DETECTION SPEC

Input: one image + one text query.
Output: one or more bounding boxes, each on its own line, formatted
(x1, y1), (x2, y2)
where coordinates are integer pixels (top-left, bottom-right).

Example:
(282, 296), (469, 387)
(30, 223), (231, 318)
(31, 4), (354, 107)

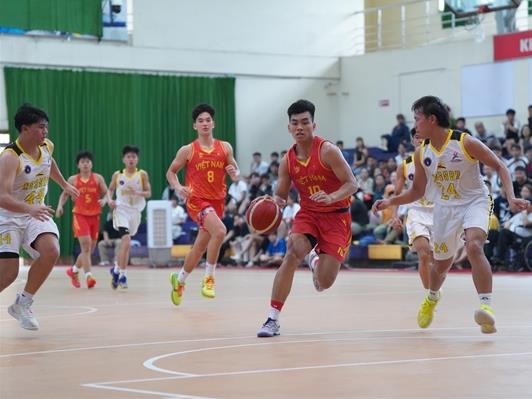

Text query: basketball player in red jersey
(257, 99), (358, 337)
(167, 103), (240, 305)
(56, 151), (107, 288)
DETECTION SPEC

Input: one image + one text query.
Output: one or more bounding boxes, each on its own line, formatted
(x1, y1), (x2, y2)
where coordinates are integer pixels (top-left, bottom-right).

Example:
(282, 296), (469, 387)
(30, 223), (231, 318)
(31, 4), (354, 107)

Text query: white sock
(18, 291), (33, 305)
(268, 307), (280, 320)
(479, 293), (492, 306)
(178, 269), (189, 283)
(428, 290), (440, 301)
(72, 265), (80, 273)
(310, 257), (319, 272)
(85, 272), (93, 278)
(119, 269), (127, 276)
(205, 262), (216, 277)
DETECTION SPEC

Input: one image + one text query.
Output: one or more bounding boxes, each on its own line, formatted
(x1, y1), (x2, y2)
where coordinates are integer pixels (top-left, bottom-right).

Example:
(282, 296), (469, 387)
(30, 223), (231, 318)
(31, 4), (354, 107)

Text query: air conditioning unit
(147, 200), (172, 267)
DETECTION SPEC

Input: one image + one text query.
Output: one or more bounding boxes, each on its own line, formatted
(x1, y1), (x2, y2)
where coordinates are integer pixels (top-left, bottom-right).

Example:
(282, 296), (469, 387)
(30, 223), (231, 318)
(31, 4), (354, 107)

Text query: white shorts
(406, 207), (433, 246)
(0, 214), (59, 259)
(432, 196), (491, 260)
(113, 206), (141, 236)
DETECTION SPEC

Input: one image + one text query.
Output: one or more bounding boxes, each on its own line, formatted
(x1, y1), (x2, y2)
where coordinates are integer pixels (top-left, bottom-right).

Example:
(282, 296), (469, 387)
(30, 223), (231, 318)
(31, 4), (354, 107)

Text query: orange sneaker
(86, 276), (96, 289)
(66, 267), (80, 288)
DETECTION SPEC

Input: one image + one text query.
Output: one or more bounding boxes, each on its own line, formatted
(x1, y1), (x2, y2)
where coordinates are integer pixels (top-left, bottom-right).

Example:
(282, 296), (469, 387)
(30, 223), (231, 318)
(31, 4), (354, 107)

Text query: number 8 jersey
(0, 138), (53, 217)
(185, 139), (228, 200)
(420, 130), (488, 206)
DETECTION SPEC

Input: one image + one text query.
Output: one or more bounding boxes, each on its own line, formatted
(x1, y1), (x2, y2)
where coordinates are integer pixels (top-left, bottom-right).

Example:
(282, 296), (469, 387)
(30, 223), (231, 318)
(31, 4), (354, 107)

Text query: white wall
(339, 39), (531, 147)
(235, 77), (340, 171)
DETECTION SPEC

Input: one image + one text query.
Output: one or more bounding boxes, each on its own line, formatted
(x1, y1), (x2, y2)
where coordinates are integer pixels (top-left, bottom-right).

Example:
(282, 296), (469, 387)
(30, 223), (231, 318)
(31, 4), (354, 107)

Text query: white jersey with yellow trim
(420, 129), (488, 206)
(115, 169), (146, 212)
(403, 153), (433, 209)
(0, 138), (53, 217)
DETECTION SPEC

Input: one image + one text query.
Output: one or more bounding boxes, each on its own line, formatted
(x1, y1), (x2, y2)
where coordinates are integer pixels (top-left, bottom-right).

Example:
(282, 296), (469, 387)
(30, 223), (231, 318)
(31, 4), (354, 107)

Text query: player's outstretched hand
(273, 195), (286, 209)
(372, 199), (391, 214)
(64, 183), (80, 200)
(30, 204), (55, 221)
(510, 197), (530, 212)
(225, 165), (239, 180)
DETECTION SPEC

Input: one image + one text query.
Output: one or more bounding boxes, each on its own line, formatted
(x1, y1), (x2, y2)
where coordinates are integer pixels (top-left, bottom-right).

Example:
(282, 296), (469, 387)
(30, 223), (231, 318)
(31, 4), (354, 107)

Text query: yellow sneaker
(201, 276), (215, 298)
(169, 272), (185, 306)
(417, 296), (439, 328)
(474, 304), (497, 334)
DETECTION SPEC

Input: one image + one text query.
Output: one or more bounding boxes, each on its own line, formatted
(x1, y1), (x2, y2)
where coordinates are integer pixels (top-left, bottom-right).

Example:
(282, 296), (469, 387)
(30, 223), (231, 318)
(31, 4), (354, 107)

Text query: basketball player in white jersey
(374, 96), (528, 334)
(107, 145), (151, 289)
(393, 127), (433, 290)
(0, 104), (79, 330)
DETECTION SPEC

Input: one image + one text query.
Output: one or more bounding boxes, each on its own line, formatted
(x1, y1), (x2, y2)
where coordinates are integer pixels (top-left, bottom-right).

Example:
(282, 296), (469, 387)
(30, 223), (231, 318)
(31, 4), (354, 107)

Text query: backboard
(443, 0), (522, 17)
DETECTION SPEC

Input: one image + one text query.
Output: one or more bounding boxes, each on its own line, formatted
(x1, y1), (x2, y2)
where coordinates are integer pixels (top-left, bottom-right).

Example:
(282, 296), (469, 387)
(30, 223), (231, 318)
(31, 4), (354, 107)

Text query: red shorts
(73, 213), (100, 240)
(186, 197), (224, 229)
(291, 208), (351, 262)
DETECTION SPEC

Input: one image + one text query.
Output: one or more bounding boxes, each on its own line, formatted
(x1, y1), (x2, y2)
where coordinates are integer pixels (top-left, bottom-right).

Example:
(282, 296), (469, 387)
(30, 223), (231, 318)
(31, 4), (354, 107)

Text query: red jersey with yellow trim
(287, 135), (350, 213)
(73, 173), (102, 216)
(185, 139), (228, 200)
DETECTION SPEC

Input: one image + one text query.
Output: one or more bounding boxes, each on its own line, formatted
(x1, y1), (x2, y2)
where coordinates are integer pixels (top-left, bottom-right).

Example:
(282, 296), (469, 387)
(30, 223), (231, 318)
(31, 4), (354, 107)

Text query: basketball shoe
(169, 272), (185, 306)
(66, 266), (80, 288)
(201, 276), (215, 298)
(257, 317), (280, 337)
(417, 295), (439, 328)
(474, 304), (497, 334)
(110, 266), (119, 290)
(86, 275), (96, 289)
(8, 294), (39, 330)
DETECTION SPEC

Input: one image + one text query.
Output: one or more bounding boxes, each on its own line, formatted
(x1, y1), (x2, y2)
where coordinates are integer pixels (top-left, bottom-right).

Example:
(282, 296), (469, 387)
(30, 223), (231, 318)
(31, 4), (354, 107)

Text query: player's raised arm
(464, 135), (529, 211)
(315, 142), (357, 204)
(166, 145), (192, 202)
(222, 141), (240, 181)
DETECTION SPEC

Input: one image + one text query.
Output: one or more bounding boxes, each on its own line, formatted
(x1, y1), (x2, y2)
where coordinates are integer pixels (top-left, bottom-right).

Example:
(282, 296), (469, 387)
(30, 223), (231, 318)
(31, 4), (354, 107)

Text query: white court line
(0, 305), (97, 322)
(3, 323), (532, 359)
(142, 335), (532, 377)
(82, 383), (215, 399)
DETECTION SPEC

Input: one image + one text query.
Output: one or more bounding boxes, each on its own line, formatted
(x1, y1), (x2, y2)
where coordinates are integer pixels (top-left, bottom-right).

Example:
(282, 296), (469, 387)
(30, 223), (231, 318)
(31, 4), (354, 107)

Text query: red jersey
(287, 135), (350, 213)
(185, 139), (228, 200)
(72, 173), (102, 216)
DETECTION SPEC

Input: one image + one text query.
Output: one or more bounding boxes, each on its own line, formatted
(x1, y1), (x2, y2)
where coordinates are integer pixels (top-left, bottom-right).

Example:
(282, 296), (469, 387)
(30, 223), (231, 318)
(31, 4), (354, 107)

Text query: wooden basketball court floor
(1, 266), (531, 399)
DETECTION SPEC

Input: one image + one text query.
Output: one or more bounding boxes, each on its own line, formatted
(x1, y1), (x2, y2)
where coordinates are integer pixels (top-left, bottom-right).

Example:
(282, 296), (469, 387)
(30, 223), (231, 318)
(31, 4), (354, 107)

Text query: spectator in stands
(474, 121), (497, 146)
(520, 125), (531, 148)
(528, 105), (532, 128)
(373, 174), (386, 201)
(170, 196), (187, 244)
(280, 150), (287, 159)
(373, 185), (400, 243)
(250, 152), (269, 175)
(491, 198), (532, 270)
(387, 114), (410, 152)
(238, 172), (262, 214)
(502, 137), (517, 159)
(483, 180), (500, 262)
(513, 166), (532, 197)
(501, 108), (521, 142)
(494, 189), (512, 225)
(259, 173), (273, 197)
(98, 213), (121, 266)
(455, 117), (472, 135)
(525, 145), (532, 178)
(351, 192), (370, 237)
(386, 158), (397, 178)
(357, 168), (374, 194)
(259, 232), (286, 267)
(352, 137), (368, 174)
(227, 175), (248, 212)
(268, 161), (280, 193)
(224, 214), (250, 265)
(336, 140), (352, 164)
(394, 142), (409, 166)
(366, 155), (377, 177)
(506, 143), (528, 178)
(282, 194), (300, 231)
(270, 151), (279, 165)
(482, 165), (501, 198)
(161, 184), (176, 201)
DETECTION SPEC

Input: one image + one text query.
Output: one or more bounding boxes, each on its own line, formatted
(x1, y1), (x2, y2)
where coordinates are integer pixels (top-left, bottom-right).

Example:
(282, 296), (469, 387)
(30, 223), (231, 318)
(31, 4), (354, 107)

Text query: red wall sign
(494, 30), (532, 61)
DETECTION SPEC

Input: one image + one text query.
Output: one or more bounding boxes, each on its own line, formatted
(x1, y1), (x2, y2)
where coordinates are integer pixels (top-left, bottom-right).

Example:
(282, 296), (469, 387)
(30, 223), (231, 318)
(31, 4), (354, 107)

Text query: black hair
(410, 127), (417, 137)
(515, 165), (527, 173)
(287, 99), (315, 121)
(411, 96), (450, 128)
(76, 150), (93, 164)
(396, 114), (405, 120)
(14, 103), (49, 133)
(456, 117), (466, 123)
(484, 180), (492, 188)
(336, 140), (344, 146)
(122, 145), (140, 156)
(253, 152), (261, 157)
(506, 108), (516, 115)
(270, 151), (279, 157)
(192, 103), (215, 121)
(528, 105), (532, 110)
(511, 143), (521, 150)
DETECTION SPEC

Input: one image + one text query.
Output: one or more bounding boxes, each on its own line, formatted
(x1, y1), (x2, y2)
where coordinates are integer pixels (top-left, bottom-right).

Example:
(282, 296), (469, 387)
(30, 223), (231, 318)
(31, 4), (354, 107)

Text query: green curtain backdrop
(4, 67), (236, 256)
(0, 0), (102, 37)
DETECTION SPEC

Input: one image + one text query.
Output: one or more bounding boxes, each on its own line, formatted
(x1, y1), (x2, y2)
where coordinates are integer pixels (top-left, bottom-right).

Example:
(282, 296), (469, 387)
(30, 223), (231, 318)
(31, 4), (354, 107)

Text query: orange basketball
(246, 196), (282, 235)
